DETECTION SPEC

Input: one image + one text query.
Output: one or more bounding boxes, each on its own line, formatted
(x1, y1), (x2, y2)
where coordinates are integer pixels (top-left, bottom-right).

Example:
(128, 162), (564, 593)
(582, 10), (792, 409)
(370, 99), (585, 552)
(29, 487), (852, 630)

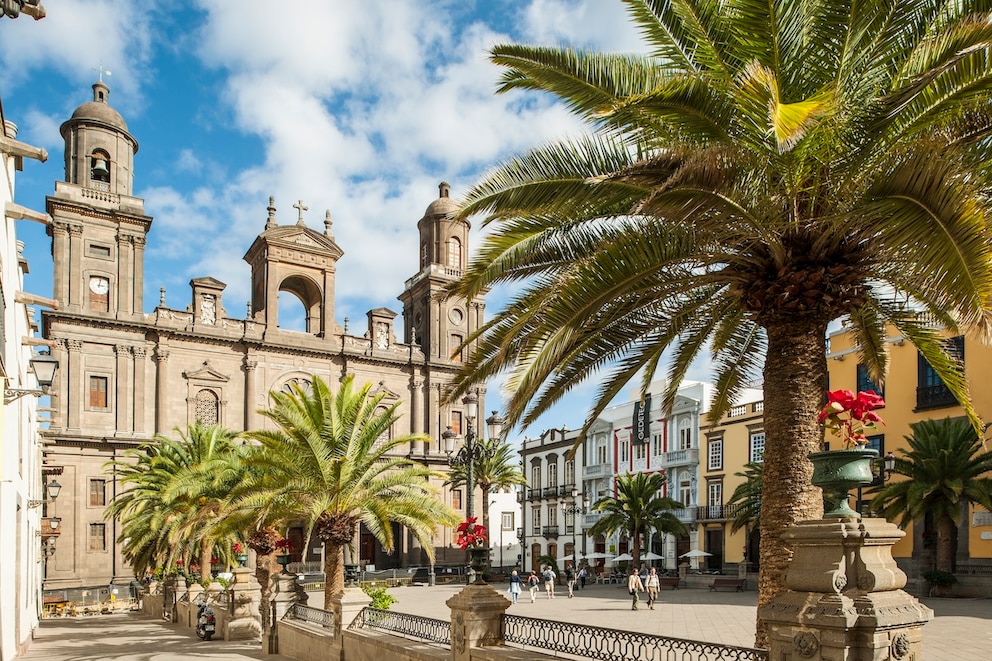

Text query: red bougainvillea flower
(232, 542), (244, 554)
(274, 537), (293, 551)
(819, 389), (886, 448)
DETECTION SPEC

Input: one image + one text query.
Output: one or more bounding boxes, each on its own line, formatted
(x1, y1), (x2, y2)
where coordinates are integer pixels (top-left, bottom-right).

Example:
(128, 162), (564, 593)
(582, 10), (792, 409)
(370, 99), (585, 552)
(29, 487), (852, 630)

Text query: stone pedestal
(227, 566), (262, 641)
(446, 584), (511, 661)
(265, 570), (308, 653)
(759, 517), (932, 660)
(329, 587), (371, 632)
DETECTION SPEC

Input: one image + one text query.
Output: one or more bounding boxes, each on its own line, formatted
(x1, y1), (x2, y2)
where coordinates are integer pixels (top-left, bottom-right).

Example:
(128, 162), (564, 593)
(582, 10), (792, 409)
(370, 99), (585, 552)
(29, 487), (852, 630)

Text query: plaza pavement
(17, 582), (992, 660)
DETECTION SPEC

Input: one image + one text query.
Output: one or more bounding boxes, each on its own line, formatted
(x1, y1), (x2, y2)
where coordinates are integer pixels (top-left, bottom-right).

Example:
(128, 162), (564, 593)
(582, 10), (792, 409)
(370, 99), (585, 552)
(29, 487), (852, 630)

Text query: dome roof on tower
(424, 181), (459, 217)
(66, 81), (129, 133)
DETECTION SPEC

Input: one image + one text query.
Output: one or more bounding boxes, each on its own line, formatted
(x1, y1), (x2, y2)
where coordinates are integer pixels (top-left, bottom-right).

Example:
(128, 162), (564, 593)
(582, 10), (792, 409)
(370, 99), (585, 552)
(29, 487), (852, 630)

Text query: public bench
(709, 577), (746, 592)
(659, 576), (681, 590)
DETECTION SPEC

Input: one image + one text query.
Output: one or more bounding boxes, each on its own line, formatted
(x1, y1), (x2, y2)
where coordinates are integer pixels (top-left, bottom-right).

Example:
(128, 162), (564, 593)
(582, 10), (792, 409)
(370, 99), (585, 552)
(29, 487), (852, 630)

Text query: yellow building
(699, 396), (764, 573)
(826, 322), (992, 573)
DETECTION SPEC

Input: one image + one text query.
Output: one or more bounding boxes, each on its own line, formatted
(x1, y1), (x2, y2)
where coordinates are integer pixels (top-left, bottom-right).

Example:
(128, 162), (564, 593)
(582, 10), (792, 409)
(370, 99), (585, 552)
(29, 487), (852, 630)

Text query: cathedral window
(450, 411), (462, 435)
(89, 523), (107, 551)
(450, 334), (463, 362)
(89, 479), (107, 507)
(194, 389), (219, 425)
(448, 237), (462, 270)
(88, 376), (108, 408)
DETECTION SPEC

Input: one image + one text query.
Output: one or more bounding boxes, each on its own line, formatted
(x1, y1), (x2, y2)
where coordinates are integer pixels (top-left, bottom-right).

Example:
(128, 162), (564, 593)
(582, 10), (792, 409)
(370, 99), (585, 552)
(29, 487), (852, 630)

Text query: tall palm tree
(238, 374), (459, 608)
(445, 438), (528, 537)
(447, 0), (992, 642)
(871, 418), (992, 579)
(587, 472), (687, 570)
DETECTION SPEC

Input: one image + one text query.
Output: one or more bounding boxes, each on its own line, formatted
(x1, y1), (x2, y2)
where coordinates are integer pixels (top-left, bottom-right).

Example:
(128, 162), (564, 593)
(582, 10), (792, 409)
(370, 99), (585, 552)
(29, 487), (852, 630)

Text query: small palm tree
(727, 462), (763, 535)
(871, 418), (992, 582)
(239, 374), (459, 608)
(106, 422), (242, 578)
(587, 472), (687, 570)
(445, 437), (527, 537)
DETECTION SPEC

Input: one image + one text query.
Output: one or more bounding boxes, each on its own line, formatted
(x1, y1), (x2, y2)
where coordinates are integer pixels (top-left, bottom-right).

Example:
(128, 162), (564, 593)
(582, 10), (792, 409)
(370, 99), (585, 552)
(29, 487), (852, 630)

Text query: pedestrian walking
(564, 564), (575, 597)
(543, 566), (556, 599)
(645, 567), (660, 610)
(627, 568), (645, 610)
(578, 565), (587, 589)
(527, 571), (541, 603)
(508, 570), (522, 604)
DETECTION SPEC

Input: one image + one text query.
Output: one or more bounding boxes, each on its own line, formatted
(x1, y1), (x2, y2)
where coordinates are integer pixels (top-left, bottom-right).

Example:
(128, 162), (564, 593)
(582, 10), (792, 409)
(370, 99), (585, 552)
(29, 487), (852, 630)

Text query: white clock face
(89, 277), (110, 295)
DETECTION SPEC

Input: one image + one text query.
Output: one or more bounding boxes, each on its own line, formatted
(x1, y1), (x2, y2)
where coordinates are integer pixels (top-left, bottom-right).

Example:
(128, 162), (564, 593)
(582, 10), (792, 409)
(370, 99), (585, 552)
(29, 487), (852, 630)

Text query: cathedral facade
(40, 81), (486, 593)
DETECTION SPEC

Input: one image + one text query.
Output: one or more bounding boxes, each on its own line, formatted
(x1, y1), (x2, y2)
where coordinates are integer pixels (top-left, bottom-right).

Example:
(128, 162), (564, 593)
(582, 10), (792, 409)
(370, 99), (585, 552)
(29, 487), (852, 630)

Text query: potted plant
(812, 389), (886, 517)
(233, 541), (248, 567)
(274, 537), (293, 571)
(922, 569), (958, 597)
(455, 517), (489, 584)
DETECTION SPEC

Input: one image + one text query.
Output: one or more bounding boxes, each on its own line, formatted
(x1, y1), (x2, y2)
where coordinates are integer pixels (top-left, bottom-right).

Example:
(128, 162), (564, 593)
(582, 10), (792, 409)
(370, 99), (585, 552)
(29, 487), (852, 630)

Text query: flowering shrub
(818, 389), (885, 448)
(455, 517), (488, 550)
(275, 537), (293, 553)
(232, 542), (244, 554)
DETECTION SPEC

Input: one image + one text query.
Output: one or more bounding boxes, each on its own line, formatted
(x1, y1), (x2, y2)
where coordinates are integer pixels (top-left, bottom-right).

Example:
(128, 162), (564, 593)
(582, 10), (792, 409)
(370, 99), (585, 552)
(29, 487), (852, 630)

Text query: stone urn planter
(468, 548), (489, 583)
(810, 447), (878, 517)
(275, 553), (291, 572)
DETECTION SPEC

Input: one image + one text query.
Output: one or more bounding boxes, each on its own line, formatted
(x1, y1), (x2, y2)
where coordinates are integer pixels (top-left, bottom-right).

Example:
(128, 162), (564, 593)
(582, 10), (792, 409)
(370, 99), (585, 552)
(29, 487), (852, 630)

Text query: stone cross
(293, 199), (308, 226)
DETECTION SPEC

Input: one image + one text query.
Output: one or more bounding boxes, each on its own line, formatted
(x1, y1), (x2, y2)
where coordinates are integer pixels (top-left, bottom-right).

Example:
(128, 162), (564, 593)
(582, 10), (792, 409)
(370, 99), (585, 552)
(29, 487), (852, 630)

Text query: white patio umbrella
(611, 553), (634, 562)
(642, 551), (663, 561)
(680, 549), (713, 558)
(562, 554), (583, 561)
(582, 552), (613, 559)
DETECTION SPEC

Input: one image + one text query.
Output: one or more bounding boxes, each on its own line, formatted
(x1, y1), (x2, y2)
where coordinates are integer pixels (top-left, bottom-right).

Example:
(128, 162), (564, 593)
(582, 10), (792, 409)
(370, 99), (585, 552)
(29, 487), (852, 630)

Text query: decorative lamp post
(444, 392), (504, 580)
(561, 488), (591, 563)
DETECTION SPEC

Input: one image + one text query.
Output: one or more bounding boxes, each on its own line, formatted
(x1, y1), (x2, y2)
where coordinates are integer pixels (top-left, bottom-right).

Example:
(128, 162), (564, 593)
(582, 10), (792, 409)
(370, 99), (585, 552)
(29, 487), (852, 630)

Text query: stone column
(266, 570), (309, 654)
(117, 233), (133, 316)
(67, 339), (83, 431)
(67, 224), (83, 311)
(114, 345), (132, 435)
(759, 517), (933, 661)
(51, 222), (69, 307)
(244, 358), (258, 430)
(329, 587), (372, 636)
(133, 347), (147, 434)
(132, 235), (146, 315)
(227, 566), (262, 641)
(186, 582), (204, 629)
(154, 347), (169, 434)
(410, 377), (424, 453)
(446, 584), (511, 661)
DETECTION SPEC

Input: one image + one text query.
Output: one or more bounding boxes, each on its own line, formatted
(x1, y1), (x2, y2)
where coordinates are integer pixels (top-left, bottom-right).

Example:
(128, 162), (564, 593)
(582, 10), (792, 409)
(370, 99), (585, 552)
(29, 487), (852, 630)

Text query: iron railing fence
(349, 607), (451, 647)
(287, 603), (335, 628)
(503, 614), (768, 661)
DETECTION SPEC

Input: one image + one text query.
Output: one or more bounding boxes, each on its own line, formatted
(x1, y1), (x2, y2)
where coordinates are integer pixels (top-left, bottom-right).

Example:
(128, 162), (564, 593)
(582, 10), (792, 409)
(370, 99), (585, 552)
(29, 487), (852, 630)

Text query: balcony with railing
(526, 488), (541, 500)
(583, 462), (612, 478)
(659, 448), (699, 468)
(696, 503), (746, 522)
(673, 506), (698, 524)
(542, 526), (560, 539)
(583, 511), (604, 528)
(916, 384), (957, 410)
(516, 490), (525, 503)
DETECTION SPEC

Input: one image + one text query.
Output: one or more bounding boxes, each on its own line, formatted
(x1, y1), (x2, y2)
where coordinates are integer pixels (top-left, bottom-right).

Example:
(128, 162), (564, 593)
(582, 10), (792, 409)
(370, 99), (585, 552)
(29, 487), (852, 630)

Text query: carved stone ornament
(793, 631), (819, 658)
(833, 573), (848, 592)
(890, 632), (911, 659)
(451, 611), (466, 654)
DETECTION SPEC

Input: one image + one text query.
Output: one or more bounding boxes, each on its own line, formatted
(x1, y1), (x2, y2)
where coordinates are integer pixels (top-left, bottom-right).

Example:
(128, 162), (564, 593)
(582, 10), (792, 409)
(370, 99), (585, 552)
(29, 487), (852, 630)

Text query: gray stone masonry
(446, 584), (512, 661)
(759, 517), (933, 660)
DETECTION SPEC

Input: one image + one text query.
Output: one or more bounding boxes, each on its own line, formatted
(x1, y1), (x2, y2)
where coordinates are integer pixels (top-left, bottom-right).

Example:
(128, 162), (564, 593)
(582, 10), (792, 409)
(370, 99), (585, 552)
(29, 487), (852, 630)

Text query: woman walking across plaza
(645, 567), (660, 610)
(508, 570), (522, 604)
(527, 571), (541, 603)
(627, 568), (645, 610)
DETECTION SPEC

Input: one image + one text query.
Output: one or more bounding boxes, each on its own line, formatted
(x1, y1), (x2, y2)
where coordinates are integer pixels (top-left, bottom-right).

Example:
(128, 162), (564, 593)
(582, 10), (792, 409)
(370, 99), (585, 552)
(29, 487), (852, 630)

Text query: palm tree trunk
(200, 540), (212, 583)
(323, 543), (345, 609)
(756, 318), (828, 647)
(936, 512), (956, 575)
(256, 552), (275, 631)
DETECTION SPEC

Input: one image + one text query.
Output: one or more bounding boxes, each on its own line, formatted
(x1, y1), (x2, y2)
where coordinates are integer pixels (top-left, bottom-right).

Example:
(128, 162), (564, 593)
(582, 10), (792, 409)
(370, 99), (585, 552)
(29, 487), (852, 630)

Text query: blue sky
(2, 0), (712, 436)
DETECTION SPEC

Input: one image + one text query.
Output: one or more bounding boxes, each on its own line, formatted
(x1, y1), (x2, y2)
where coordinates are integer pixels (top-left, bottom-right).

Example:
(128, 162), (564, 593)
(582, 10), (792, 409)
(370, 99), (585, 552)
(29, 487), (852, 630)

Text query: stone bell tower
(398, 182), (483, 364)
(46, 79), (150, 321)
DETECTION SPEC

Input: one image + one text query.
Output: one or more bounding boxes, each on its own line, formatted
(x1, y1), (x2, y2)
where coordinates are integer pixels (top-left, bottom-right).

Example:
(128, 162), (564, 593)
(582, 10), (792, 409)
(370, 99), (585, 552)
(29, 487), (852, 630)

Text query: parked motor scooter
(195, 599), (216, 641)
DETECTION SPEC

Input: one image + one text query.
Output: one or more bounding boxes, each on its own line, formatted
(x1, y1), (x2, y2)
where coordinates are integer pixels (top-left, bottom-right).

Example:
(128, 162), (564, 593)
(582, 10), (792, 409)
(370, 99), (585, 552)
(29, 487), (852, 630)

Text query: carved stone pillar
(133, 347), (147, 434)
(243, 358), (258, 430)
(227, 566), (262, 641)
(154, 347), (169, 434)
(266, 571), (309, 654)
(446, 584), (510, 661)
(51, 222), (70, 307)
(67, 339), (83, 431)
(428, 383), (442, 455)
(759, 517), (933, 661)
(67, 224), (83, 311)
(117, 233), (133, 316)
(410, 377), (424, 452)
(132, 235), (146, 314)
(114, 344), (132, 435)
